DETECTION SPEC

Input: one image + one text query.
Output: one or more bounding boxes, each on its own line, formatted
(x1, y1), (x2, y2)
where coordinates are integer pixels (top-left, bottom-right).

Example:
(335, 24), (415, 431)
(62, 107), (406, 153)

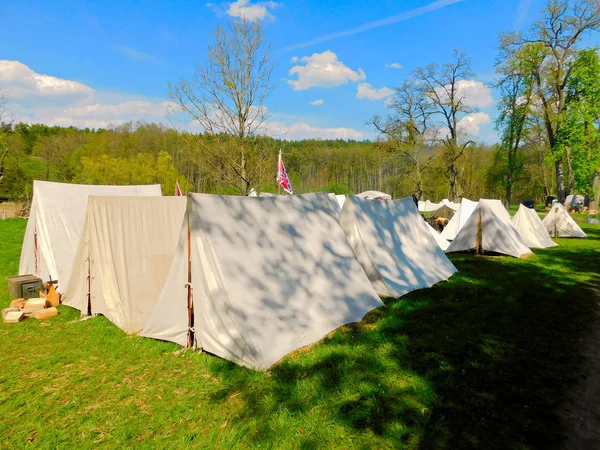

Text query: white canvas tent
(426, 222), (450, 251)
(339, 196), (457, 298)
(511, 204), (557, 249)
(62, 196), (186, 333)
(19, 181), (162, 291)
(440, 198), (478, 241)
(356, 190), (392, 200)
(441, 199), (460, 211)
(542, 203), (587, 238)
(418, 200), (441, 213)
(446, 199), (532, 258)
(336, 194), (346, 210)
(142, 192), (383, 371)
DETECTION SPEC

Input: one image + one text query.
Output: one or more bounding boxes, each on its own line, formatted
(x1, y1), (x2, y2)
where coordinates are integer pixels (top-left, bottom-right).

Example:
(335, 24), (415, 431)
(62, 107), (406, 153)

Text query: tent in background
(446, 199), (532, 258)
(426, 222), (450, 251)
(511, 204), (557, 248)
(328, 193), (342, 215)
(339, 196), (457, 298)
(19, 180), (162, 292)
(440, 198), (478, 240)
(542, 203), (587, 238)
(336, 194), (346, 210)
(142, 192), (383, 371)
(62, 196), (186, 333)
(356, 191), (392, 200)
(418, 200), (441, 213)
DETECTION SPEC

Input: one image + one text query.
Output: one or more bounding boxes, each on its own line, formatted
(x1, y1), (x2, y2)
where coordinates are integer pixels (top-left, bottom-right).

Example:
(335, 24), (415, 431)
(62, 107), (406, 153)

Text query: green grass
(1, 218), (600, 449)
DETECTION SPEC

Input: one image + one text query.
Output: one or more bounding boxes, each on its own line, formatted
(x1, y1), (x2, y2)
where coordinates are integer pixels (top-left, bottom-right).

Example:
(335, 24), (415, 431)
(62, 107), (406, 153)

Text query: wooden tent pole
(475, 211), (482, 255)
(186, 215), (194, 348)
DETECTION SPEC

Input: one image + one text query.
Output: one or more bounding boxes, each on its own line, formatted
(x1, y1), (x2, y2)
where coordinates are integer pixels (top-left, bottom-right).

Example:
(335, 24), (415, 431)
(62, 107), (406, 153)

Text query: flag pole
(277, 149), (281, 195)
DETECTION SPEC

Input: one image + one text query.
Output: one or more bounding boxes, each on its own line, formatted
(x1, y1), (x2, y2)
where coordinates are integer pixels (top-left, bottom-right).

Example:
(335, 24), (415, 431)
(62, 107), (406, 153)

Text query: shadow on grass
(206, 227), (600, 449)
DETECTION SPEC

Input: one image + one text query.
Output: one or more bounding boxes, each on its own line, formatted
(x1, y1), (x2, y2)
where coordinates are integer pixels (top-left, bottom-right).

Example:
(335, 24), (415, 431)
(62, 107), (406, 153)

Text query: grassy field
(1, 217), (599, 449)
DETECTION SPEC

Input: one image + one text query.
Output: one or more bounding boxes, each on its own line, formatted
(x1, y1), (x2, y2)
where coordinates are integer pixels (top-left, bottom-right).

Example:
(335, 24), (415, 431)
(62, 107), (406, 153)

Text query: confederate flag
(175, 180), (183, 196)
(276, 149), (293, 194)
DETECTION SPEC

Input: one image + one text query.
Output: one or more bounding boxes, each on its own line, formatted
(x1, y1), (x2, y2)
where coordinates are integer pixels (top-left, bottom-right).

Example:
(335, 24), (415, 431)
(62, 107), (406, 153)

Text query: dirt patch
(561, 290), (600, 449)
(0, 202), (22, 219)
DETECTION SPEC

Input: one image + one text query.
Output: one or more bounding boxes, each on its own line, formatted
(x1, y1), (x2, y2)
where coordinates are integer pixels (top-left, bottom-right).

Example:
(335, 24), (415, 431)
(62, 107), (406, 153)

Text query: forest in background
(0, 120), (554, 205)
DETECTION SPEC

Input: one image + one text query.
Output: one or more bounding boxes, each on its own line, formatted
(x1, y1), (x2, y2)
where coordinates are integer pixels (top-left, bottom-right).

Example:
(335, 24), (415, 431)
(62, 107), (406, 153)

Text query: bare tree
(413, 50), (476, 201)
(500, 0), (600, 201)
(169, 19), (274, 195)
(370, 81), (438, 200)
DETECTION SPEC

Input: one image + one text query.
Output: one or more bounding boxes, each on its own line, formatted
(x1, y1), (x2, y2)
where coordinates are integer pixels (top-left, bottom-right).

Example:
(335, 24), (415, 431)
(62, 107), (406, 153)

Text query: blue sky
(1, 0), (599, 141)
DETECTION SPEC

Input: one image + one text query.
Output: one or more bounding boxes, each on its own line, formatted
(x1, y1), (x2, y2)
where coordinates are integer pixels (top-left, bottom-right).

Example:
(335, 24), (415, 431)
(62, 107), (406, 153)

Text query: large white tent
(542, 203), (587, 238)
(62, 196), (186, 333)
(440, 198), (478, 241)
(339, 196), (457, 298)
(142, 192), (383, 371)
(19, 181), (162, 291)
(446, 199), (532, 258)
(511, 204), (557, 249)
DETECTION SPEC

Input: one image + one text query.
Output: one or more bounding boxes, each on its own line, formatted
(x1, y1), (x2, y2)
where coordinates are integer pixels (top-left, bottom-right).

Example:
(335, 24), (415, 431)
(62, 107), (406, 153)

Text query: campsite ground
(1, 217), (600, 449)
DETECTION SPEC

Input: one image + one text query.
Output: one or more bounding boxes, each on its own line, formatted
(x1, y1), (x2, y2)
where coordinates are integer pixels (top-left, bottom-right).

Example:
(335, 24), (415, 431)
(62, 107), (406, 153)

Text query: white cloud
(434, 79), (493, 108)
(288, 51), (366, 91)
(290, 56), (298, 63)
(385, 63), (403, 69)
(263, 120), (365, 140)
(356, 83), (394, 101)
(226, 0), (280, 20)
(309, 99), (324, 106)
(1, 60), (175, 129)
(0, 60), (93, 97)
(4, 60), (367, 140)
(457, 112), (491, 136)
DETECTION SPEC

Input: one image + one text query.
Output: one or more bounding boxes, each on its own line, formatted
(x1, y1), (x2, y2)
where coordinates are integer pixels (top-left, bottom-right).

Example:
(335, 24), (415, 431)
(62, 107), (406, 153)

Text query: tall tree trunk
(505, 171), (512, 210)
(566, 147), (574, 196)
(555, 159), (565, 202)
(448, 163), (458, 201)
(240, 151), (248, 196)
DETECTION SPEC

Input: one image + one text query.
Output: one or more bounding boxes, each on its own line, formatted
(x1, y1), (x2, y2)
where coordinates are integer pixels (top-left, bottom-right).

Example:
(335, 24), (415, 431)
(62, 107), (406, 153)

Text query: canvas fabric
(19, 181), (162, 291)
(142, 192), (383, 371)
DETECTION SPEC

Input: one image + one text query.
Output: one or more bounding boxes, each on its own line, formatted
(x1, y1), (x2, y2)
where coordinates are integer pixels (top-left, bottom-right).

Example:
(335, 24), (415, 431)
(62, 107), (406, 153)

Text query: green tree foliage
(499, 0), (600, 200)
(556, 48), (600, 195)
(494, 47), (536, 207)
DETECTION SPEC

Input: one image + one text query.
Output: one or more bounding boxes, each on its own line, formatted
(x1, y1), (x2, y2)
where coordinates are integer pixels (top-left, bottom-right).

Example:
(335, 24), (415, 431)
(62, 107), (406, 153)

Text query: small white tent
(440, 198), (478, 241)
(446, 199), (532, 258)
(142, 192), (383, 371)
(356, 190), (392, 200)
(19, 181), (162, 291)
(542, 203), (587, 238)
(418, 200), (441, 213)
(63, 196), (187, 333)
(336, 194), (346, 210)
(339, 196), (457, 298)
(511, 204), (557, 249)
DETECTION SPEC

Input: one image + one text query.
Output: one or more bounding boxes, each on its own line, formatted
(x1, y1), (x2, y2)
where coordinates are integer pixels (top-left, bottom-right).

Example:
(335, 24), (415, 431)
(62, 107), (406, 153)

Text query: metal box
(7, 274), (43, 299)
